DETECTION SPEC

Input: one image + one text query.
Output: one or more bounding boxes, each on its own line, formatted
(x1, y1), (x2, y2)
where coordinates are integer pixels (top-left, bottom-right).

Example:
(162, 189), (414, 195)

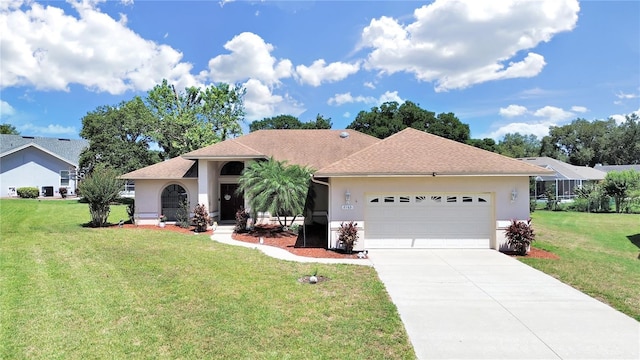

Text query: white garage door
(365, 193), (492, 248)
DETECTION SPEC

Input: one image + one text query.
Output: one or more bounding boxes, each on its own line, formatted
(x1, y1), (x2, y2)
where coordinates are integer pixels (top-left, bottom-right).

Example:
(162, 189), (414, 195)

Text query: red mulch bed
(231, 225), (360, 259)
(115, 223), (559, 260)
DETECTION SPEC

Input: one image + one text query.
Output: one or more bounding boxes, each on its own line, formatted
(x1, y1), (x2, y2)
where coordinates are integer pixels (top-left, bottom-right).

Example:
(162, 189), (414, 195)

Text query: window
(415, 196), (426, 203)
(384, 196), (395, 203)
(462, 196), (473, 203)
(399, 196), (410, 203)
(370, 198), (379, 203)
(478, 197), (487, 203)
(60, 170), (70, 186)
(446, 196), (457, 203)
(220, 161), (244, 175)
(430, 196), (442, 203)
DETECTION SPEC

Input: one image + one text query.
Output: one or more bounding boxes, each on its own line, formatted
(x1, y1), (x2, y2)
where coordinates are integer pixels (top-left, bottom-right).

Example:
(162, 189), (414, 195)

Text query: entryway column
(198, 160), (209, 208)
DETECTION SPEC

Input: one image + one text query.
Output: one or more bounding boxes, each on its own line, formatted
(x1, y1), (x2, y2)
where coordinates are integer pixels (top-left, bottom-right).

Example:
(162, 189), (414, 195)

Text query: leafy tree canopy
(346, 101), (470, 142)
(145, 79), (246, 159)
(78, 165), (124, 227)
(250, 114), (332, 132)
(602, 169), (640, 213)
(0, 123), (19, 134)
(541, 118), (617, 166)
(497, 133), (541, 158)
(79, 96), (158, 175)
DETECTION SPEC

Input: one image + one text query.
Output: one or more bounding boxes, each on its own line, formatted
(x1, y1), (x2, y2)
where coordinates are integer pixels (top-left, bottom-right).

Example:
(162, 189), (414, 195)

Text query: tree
(541, 118), (616, 166)
(0, 123), (19, 134)
(79, 96), (158, 175)
(497, 133), (541, 158)
(250, 114), (332, 132)
(200, 82), (246, 141)
(602, 113), (640, 165)
(145, 79), (246, 159)
(602, 169), (640, 213)
(79, 165), (123, 227)
(346, 101), (470, 142)
(467, 138), (497, 152)
(237, 158), (313, 229)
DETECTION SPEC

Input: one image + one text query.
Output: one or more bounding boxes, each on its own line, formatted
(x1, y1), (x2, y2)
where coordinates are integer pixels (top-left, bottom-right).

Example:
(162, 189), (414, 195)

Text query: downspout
(310, 175), (330, 249)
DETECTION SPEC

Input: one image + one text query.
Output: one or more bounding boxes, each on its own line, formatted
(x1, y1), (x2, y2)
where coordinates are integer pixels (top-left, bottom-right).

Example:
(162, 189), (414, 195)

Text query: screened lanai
(518, 157), (607, 201)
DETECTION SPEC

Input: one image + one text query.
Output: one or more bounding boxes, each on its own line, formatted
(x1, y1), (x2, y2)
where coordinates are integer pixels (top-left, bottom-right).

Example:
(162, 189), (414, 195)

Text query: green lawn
(525, 210), (640, 321)
(0, 199), (414, 359)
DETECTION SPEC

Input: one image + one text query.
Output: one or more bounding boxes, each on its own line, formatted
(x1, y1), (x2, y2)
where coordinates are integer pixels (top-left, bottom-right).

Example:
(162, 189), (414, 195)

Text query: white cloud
(499, 104), (528, 117)
(295, 59), (360, 87)
(364, 81), (375, 89)
(533, 105), (574, 121)
(243, 79), (305, 121)
(616, 91), (638, 99)
(343, 112), (351, 118)
(610, 108), (640, 125)
(0, 1), (199, 94)
(19, 123), (77, 136)
(486, 121), (554, 141)
(328, 90), (403, 106)
(359, 0), (579, 91)
(378, 90), (402, 104)
(327, 92), (375, 106)
(206, 32), (292, 86)
(0, 100), (16, 117)
(571, 106), (588, 113)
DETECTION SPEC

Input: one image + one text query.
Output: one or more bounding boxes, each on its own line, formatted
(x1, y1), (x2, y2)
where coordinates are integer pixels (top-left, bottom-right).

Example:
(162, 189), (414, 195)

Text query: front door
(220, 183), (243, 221)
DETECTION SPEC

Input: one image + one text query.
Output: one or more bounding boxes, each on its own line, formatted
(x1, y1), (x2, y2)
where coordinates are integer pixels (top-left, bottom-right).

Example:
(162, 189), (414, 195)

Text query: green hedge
(17, 187), (39, 198)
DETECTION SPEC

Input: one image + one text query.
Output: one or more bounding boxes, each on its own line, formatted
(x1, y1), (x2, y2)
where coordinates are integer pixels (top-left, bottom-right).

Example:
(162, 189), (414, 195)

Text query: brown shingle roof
(121, 156), (196, 179)
(183, 129), (379, 170)
(315, 128), (555, 177)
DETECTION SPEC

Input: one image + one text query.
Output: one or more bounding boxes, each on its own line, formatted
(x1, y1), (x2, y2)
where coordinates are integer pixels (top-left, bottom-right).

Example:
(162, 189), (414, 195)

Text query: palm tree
(237, 157), (313, 229)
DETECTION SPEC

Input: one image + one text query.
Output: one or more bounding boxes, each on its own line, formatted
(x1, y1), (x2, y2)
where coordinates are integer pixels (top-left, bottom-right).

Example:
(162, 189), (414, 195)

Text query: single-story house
(122, 128), (552, 251)
(518, 157), (607, 200)
(0, 134), (88, 197)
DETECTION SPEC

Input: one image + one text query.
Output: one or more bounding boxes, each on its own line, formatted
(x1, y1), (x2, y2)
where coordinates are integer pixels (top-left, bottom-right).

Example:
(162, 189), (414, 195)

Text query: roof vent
(339, 131), (349, 138)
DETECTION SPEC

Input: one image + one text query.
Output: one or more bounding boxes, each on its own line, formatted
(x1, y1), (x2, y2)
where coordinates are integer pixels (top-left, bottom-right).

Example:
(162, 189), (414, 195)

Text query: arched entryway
(220, 161), (244, 221)
(161, 184), (188, 221)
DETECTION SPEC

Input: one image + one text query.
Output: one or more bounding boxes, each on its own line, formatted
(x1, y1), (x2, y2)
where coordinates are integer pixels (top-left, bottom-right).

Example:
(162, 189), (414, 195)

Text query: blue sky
(1, 0), (638, 141)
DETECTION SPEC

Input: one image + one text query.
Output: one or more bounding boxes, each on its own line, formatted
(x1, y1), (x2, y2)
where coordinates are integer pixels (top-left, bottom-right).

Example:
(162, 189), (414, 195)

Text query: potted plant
(504, 218), (535, 255)
(59, 187), (68, 198)
(159, 215), (167, 228)
(338, 221), (359, 254)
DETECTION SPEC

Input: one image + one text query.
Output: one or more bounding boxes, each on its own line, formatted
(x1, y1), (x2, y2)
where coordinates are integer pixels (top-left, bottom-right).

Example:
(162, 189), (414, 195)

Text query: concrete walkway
(211, 226), (372, 265)
(368, 249), (640, 360)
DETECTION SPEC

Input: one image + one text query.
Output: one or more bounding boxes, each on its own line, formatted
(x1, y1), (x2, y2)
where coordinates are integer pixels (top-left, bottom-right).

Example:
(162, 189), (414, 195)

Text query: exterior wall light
(345, 190), (351, 204)
(511, 188), (518, 202)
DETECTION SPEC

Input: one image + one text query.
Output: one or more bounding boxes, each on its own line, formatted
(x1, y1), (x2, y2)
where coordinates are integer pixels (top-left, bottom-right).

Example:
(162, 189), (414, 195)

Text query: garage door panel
(365, 193), (492, 249)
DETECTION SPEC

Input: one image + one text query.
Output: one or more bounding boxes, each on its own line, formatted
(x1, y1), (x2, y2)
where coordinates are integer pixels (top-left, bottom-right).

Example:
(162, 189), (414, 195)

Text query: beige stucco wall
(326, 176), (531, 251)
(133, 179), (198, 225)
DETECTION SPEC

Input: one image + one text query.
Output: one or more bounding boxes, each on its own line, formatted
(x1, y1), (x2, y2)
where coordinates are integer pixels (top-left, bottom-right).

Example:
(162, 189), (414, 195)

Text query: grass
(525, 210), (640, 321)
(0, 199), (414, 359)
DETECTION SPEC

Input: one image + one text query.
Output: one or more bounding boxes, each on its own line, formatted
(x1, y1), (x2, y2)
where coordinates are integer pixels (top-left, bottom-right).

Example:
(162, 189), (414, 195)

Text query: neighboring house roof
(518, 157), (606, 181)
(121, 157), (197, 180)
(0, 134), (88, 166)
(315, 128), (553, 177)
(594, 164), (640, 173)
(182, 129), (380, 170)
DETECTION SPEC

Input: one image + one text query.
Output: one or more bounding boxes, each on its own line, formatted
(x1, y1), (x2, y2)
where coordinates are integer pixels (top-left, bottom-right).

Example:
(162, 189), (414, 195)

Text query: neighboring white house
(0, 135), (88, 197)
(122, 128), (552, 251)
(518, 157), (607, 200)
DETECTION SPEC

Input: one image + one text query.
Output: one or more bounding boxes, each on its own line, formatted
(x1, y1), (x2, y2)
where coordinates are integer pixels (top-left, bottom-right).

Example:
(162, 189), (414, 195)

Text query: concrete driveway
(368, 249), (640, 359)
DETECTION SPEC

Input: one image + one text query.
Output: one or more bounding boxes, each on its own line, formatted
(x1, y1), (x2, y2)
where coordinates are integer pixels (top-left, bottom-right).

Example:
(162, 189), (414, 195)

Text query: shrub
(175, 199), (191, 228)
(78, 165), (123, 227)
(505, 219), (535, 256)
(338, 221), (359, 254)
(126, 200), (135, 224)
(234, 208), (251, 233)
(59, 187), (68, 198)
(192, 204), (210, 232)
(17, 187), (39, 199)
